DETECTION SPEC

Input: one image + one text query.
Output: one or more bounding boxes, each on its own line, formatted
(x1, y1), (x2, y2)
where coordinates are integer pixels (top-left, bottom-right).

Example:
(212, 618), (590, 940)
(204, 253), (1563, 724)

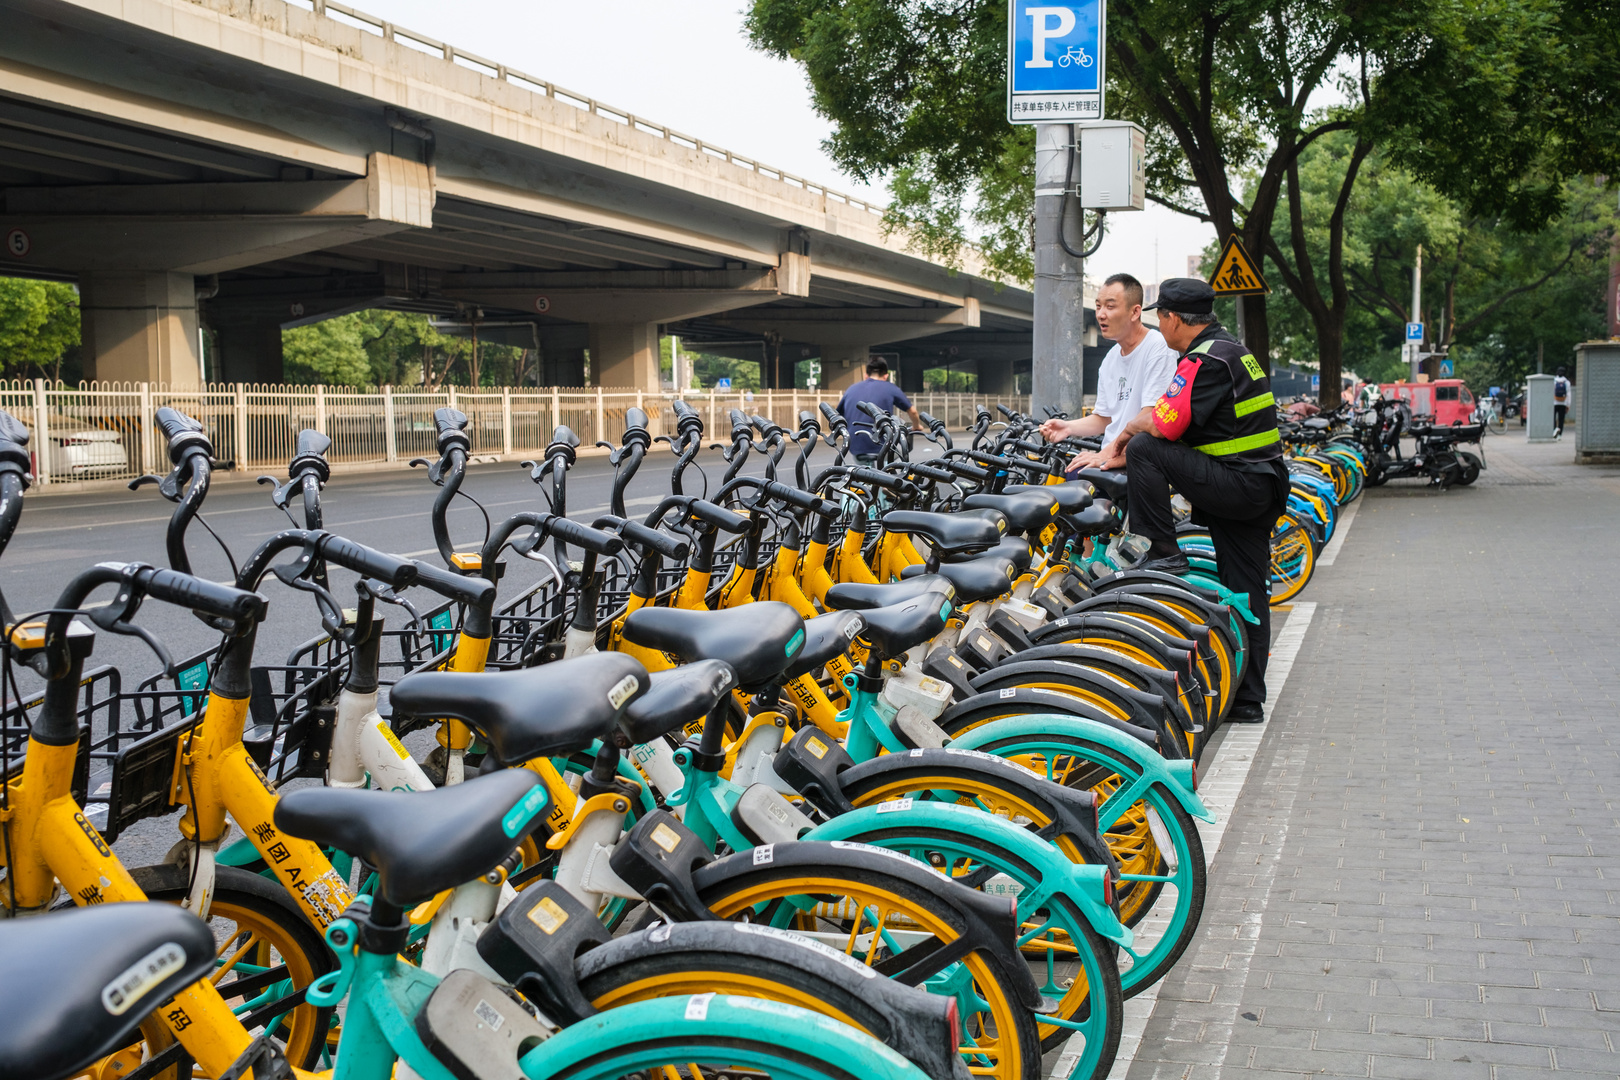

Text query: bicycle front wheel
(129, 862), (336, 1070)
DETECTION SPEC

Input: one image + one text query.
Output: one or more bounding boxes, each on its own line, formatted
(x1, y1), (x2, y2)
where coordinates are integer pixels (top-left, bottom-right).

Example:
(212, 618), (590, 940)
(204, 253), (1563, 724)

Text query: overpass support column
(588, 322), (659, 389)
(897, 357), (927, 395)
(977, 359), (1016, 397)
(208, 314), (285, 384)
(80, 272), (202, 388)
(819, 345), (871, 392)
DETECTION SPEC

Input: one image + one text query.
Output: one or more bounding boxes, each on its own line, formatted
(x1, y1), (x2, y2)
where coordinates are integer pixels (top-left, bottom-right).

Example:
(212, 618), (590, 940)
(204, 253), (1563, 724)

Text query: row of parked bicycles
(2, 397), (1325, 1080)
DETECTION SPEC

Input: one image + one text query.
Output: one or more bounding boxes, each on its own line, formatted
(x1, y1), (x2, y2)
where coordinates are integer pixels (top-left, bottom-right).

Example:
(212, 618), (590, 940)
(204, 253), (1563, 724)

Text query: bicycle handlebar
(319, 536), (418, 586)
(762, 480), (839, 518)
(546, 515), (625, 556)
(687, 498), (751, 534)
(599, 515), (689, 561)
(140, 565), (268, 623)
(409, 559), (497, 608)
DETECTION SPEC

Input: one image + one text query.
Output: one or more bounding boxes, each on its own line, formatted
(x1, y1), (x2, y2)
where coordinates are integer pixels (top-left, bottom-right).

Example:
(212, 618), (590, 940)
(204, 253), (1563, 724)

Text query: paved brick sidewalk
(1124, 433), (1620, 1080)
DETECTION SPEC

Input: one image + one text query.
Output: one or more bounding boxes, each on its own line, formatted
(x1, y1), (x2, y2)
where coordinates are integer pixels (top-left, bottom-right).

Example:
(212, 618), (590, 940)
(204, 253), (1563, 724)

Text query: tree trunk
(1240, 294), (1272, 374)
(1317, 313), (1344, 409)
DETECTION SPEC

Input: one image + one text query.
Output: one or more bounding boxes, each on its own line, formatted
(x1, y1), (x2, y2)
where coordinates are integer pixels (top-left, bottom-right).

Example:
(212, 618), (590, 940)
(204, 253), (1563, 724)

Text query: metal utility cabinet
(1575, 341), (1620, 463)
(1525, 374), (1556, 443)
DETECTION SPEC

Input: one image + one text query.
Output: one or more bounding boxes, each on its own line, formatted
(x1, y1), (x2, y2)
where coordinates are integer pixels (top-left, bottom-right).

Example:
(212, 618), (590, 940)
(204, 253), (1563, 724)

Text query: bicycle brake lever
(269, 540), (347, 638)
(129, 463), (186, 501)
(258, 475), (298, 511)
(357, 578), (422, 631)
(87, 599), (178, 676)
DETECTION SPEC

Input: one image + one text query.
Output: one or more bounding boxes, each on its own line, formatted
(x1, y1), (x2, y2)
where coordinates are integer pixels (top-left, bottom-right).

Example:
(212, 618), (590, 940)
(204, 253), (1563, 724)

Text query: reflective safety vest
(1180, 337), (1282, 464)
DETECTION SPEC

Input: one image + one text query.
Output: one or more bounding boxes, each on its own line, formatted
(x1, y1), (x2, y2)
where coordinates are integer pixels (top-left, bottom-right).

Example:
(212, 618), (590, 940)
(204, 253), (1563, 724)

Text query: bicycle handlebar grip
(849, 466), (903, 491)
(689, 499), (751, 534)
(857, 401), (885, 421)
(0, 409), (29, 447)
(997, 404), (1015, 419)
(905, 461), (957, 483)
(727, 409), (751, 433)
(411, 560), (497, 608)
(625, 407), (649, 433)
(318, 536), (419, 587)
(818, 402), (842, 427)
(764, 480), (839, 518)
(943, 459), (991, 481)
(143, 567), (266, 623)
(1013, 438), (1047, 455)
(434, 407), (469, 435)
(619, 519), (690, 561)
(295, 429), (333, 458)
(156, 407), (204, 441)
(671, 400), (697, 420)
(549, 516), (625, 556)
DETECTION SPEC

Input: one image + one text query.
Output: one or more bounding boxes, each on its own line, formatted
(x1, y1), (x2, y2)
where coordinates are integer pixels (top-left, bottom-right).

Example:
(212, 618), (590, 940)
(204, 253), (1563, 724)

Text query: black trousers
(1123, 433), (1282, 709)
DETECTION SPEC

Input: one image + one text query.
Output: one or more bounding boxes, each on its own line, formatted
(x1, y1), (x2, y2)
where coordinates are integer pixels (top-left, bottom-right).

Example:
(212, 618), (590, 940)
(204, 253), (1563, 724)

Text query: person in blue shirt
(835, 358), (923, 462)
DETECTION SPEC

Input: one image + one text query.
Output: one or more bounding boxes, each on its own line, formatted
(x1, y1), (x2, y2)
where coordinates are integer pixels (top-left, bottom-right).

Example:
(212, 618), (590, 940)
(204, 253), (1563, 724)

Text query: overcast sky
(357, 0), (1215, 289)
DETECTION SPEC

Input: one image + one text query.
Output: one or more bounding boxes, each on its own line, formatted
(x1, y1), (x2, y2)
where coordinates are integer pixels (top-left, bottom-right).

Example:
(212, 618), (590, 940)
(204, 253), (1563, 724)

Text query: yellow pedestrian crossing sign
(1207, 235), (1269, 296)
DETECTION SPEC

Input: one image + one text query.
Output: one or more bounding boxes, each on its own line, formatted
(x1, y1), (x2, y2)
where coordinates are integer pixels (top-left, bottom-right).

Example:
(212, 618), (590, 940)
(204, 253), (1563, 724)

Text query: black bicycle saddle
(946, 535), (1032, 575)
(1076, 468), (1130, 502)
(881, 510), (1004, 555)
(1063, 500), (1118, 537)
(900, 556), (1017, 604)
(390, 652), (649, 765)
(0, 904), (215, 1080)
(857, 593), (955, 661)
(276, 769), (548, 907)
(825, 575), (953, 611)
(783, 610), (866, 681)
(620, 659), (736, 744)
(622, 602), (804, 690)
(1005, 480), (1093, 514)
(960, 490), (1061, 535)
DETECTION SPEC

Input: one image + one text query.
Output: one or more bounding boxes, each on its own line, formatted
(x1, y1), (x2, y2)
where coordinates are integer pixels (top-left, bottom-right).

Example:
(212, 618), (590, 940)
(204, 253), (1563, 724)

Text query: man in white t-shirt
(1040, 273), (1178, 471)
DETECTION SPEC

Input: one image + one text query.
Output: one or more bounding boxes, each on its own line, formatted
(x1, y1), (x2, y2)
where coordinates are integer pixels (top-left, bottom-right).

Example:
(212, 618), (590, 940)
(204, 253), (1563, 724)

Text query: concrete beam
(713, 299), (981, 350)
(441, 264), (799, 325)
(2, 152), (430, 275)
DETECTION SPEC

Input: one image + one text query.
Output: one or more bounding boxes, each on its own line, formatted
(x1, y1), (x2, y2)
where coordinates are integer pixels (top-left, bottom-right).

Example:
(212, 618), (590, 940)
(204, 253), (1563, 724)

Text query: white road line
(1094, 601), (1317, 1080)
(1314, 497), (1359, 566)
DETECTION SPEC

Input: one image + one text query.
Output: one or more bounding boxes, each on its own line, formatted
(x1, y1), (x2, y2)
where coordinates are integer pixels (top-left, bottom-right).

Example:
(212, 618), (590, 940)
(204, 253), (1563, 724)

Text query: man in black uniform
(1098, 279), (1289, 723)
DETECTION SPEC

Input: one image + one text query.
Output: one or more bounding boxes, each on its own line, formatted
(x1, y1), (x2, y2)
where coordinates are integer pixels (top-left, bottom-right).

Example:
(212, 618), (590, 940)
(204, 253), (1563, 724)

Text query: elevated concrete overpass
(0, 0), (1035, 391)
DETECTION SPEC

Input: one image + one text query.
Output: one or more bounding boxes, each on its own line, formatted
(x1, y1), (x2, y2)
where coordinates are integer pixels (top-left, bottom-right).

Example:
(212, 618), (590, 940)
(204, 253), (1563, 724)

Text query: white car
(46, 428), (129, 477)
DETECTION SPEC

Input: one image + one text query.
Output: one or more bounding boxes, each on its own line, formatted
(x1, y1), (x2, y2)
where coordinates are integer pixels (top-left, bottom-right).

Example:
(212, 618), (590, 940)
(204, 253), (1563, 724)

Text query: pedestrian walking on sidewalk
(1100, 278), (1290, 723)
(1038, 273), (1177, 470)
(1553, 367), (1570, 440)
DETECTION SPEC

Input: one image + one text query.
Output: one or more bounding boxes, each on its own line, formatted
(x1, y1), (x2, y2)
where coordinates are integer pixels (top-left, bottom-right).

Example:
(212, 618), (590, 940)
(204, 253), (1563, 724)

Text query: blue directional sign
(1405, 321), (1423, 343)
(715, 377), (732, 391)
(1007, 1), (1105, 124)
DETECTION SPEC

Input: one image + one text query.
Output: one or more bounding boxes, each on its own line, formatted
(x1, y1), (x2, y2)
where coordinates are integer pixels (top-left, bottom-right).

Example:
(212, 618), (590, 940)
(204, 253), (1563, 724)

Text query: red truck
(1377, 379), (1476, 426)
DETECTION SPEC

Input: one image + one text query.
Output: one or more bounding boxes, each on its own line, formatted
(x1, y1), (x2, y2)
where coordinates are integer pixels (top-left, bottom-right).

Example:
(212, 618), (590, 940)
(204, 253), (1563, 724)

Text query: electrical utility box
(1078, 121), (1145, 210)
(1575, 341), (1620, 463)
(1525, 373), (1556, 443)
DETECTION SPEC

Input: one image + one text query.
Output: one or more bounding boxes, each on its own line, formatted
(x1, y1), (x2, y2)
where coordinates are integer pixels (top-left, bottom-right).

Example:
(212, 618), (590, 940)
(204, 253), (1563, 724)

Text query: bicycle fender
(801, 801), (1131, 949)
(578, 919), (969, 1080)
(692, 839), (1050, 1011)
(837, 748), (1119, 873)
(949, 712), (1217, 825)
(520, 994), (927, 1080)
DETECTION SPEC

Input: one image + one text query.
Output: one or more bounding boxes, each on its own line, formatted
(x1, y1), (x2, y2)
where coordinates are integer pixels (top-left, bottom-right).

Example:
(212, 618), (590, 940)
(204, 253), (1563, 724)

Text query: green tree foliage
(282, 317), (371, 386)
(0, 277), (80, 380)
(280, 310), (532, 387)
(1241, 145), (1616, 388)
(689, 352), (762, 390)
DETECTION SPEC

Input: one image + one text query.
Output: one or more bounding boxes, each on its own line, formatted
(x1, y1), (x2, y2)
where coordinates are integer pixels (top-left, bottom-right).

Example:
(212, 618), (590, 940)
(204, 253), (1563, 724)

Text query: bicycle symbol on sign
(1057, 46), (1094, 68)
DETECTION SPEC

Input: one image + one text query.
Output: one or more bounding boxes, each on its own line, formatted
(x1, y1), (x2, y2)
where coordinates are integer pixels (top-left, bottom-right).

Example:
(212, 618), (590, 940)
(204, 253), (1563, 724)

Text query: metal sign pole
(1032, 124), (1085, 417)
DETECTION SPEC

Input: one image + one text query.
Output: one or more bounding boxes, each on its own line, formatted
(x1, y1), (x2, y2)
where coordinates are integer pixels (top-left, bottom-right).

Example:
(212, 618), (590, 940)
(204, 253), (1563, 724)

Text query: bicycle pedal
(416, 968), (554, 1080)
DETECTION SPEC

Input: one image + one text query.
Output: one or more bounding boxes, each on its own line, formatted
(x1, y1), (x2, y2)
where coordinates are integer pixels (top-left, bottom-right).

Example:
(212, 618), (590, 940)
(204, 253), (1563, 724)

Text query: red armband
(1151, 357), (1202, 440)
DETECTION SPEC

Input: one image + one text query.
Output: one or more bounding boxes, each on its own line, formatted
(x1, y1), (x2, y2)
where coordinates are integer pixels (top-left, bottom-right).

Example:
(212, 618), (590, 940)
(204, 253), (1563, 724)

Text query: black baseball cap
(1143, 278), (1216, 315)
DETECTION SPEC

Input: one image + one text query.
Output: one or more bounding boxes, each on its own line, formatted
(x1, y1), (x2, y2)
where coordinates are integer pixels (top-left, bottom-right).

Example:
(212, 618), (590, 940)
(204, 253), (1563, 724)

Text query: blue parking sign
(1007, 1), (1105, 124)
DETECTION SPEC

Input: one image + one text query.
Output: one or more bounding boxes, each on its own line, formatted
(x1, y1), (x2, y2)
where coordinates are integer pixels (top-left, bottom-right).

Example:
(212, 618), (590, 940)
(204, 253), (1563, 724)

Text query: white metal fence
(0, 381), (1031, 489)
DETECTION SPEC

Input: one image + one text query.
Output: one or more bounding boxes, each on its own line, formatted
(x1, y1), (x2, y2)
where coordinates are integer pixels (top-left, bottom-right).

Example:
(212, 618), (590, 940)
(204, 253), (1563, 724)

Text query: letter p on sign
(1024, 6), (1076, 66)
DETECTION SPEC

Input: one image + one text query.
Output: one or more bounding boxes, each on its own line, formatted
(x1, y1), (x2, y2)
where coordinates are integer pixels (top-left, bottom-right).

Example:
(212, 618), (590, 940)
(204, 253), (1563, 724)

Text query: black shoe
(1134, 553), (1190, 576)
(1225, 702), (1265, 723)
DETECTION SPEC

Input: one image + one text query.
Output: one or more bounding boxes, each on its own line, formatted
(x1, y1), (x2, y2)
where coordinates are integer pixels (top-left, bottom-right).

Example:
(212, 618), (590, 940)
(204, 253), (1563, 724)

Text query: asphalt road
(5, 435), (948, 868)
